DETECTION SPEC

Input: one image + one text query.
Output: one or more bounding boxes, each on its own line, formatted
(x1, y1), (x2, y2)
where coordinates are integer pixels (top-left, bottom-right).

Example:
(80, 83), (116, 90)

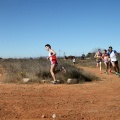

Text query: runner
(45, 44), (59, 84)
(102, 49), (109, 74)
(107, 49), (112, 73)
(108, 46), (120, 76)
(94, 49), (102, 74)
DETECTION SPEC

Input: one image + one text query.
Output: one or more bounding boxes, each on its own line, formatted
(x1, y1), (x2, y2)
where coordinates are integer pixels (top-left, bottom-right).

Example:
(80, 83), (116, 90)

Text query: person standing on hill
(45, 44), (58, 84)
(94, 49), (102, 74)
(108, 46), (120, 75)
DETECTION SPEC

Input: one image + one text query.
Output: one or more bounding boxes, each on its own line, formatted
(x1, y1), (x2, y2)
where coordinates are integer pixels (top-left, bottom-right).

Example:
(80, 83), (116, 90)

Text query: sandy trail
(0, 66), (120, 120)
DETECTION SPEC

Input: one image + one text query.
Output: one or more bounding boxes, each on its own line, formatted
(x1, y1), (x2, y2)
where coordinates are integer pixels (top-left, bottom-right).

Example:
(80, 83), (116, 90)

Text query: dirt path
(0, 66), (120, 120)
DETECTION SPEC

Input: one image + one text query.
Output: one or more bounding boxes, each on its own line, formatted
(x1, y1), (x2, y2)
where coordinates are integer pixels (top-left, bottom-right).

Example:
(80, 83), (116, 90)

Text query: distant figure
(108, 46), (120, 75)
(107, 49), (112, 73)
(45, 44), (58, 84)
(81, 54), (85, 60)
(73, 57), (76, 65)
(94, 49), (102, 74)
(102, 49), (109, 74)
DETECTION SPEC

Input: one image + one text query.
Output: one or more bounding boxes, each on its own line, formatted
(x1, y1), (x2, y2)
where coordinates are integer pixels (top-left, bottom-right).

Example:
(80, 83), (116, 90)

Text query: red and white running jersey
(49, 52), (58, 65)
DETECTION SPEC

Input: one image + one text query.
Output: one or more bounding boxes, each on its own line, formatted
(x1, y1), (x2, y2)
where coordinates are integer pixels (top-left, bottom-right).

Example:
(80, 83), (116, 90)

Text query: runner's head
(108, 46), (112, 52)
(103, 49), (107, 53)
(45, 44), (51, 51)
(98, 49), (101, 53)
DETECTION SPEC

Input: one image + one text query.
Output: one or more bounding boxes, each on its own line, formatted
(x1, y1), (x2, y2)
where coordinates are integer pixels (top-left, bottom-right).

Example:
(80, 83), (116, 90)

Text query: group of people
(45, 44), (120, 84)
(94, 46), (119, 75)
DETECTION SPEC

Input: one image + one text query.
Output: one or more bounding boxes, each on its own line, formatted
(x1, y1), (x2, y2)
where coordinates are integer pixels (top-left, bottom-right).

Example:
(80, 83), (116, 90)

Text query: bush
(0, 58), (98, 84)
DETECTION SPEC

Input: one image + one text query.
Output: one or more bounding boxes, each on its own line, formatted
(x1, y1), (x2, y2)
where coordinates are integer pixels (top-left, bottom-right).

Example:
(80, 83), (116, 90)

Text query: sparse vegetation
(0, 58), (98, 84)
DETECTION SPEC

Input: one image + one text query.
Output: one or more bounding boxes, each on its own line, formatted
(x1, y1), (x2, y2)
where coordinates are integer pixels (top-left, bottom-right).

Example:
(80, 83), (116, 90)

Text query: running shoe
(115, 72), (118, 75)
(51, 81), (58, 84)
(106, 71), (108, 74)
(115, 72), (120, 77)
(105, 70), (108, 74)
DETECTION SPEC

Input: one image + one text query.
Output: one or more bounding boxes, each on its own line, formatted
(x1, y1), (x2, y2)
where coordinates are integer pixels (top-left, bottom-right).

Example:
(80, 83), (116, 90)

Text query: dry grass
(0, 58), (98, 84)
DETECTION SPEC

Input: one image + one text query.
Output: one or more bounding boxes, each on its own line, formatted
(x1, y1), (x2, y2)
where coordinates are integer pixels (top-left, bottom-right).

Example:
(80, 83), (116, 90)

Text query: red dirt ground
(0, 66), (120, 120)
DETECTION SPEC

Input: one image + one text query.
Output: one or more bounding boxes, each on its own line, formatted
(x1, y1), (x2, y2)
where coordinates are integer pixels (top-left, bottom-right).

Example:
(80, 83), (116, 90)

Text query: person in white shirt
(73, 57), (76, 65)
(108, 46), (119, 75)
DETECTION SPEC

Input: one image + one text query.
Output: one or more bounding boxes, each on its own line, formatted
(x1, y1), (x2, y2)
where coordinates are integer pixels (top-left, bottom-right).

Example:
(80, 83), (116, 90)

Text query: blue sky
(0, 0), (120, 58)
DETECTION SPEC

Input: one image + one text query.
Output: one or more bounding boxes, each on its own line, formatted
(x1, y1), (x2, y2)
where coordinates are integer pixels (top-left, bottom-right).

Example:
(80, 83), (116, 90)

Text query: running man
(94, 49), (102, 74)
(102, 49), (109, 74)
(45, 44), (58, 84)
(108, 46), (120, 75)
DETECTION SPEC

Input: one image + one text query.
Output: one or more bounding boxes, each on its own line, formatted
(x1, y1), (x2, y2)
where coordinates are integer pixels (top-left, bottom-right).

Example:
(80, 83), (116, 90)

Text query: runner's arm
(114, 50), (119, 56)
(94, 53), (97, 58)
